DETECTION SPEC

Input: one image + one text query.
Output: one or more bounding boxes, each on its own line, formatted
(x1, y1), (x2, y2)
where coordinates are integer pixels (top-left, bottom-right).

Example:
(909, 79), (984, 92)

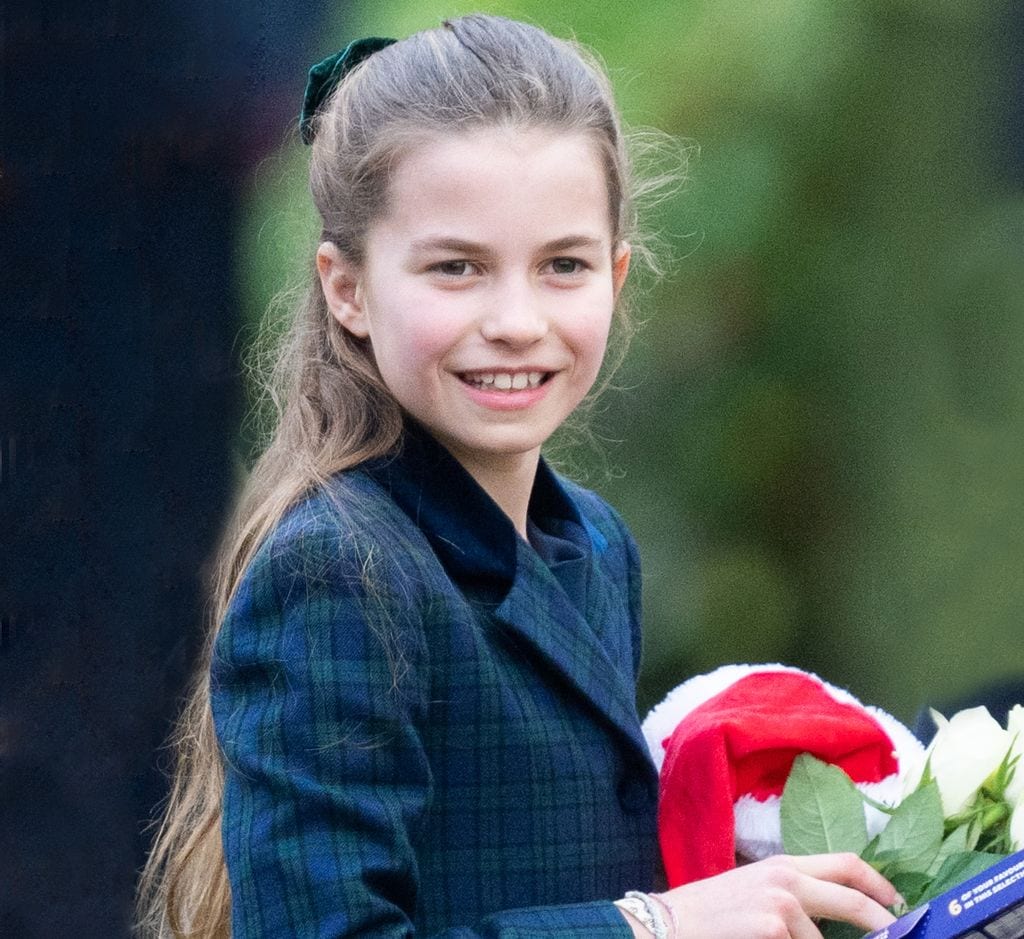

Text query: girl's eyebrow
(409, 236), (486, 255)
(409, 234), (607, 254)
(543, 234), (607, 253)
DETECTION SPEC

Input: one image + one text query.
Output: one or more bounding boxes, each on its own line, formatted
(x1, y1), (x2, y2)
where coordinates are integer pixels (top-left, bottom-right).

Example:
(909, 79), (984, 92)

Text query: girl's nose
(479, 281), (549, 346)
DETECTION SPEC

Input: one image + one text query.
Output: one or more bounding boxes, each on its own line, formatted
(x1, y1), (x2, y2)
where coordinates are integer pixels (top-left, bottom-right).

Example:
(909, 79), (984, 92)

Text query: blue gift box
(863, 849), (1024, 939)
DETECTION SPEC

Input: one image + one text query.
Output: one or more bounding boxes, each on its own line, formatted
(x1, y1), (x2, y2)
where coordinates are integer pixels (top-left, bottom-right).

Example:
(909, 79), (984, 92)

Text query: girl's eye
(433, 260), (477, 277)
(548, 257), (585, 275)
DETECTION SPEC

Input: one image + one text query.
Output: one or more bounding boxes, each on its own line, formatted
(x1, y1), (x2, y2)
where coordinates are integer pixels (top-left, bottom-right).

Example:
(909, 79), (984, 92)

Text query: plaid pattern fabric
(211, 430), (660, 937)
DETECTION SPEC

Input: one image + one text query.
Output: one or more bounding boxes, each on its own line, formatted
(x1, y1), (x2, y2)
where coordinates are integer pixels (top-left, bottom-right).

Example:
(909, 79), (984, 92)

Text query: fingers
(794, 875), (896, 933)
(765, 889), (826, 939)
(655, 853), (897, 939)
(788, 852), (899, 911)
(763, 854), (896, 934)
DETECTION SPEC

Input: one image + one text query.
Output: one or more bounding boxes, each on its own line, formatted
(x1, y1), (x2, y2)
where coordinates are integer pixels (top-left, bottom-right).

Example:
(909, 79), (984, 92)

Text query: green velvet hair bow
(300, 36), (397, 144)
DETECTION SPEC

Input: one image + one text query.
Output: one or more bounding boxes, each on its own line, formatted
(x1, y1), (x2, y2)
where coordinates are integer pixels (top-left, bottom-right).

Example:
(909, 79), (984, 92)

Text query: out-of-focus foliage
(236, 0), (1024, 721)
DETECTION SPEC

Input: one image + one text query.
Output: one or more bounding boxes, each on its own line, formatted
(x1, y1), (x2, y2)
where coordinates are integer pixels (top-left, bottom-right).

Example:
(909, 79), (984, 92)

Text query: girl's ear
(316, 242), (370, 338)
(612, 242), (631, 301)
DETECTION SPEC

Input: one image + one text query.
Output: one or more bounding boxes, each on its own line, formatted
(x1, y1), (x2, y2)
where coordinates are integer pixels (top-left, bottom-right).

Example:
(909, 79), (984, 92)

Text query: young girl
(137, 14), (899, 939)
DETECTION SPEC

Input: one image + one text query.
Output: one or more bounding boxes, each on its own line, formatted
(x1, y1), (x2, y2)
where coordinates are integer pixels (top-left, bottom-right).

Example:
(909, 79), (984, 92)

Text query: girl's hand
(623, 853), (898, 939)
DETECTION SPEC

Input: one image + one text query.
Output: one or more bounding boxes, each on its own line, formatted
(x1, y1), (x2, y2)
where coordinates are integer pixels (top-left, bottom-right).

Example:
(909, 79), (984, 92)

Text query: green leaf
(889, 870), (933, 909)
(859, 792), (898, 816)
(1001, 746), (1021, 799)
(867, 848), (901, 871)
(870, 780), (943, 877)
(922, 851), (1009, 903)
(860, 833), (882, 866)
(918, 756), (936, 791)
(965, 822), (981, 851)
(982, 746), (1017, 800)
(780, 754), (869, 856)
(819, 921), (867, 939)
(928, 823), (971, 877)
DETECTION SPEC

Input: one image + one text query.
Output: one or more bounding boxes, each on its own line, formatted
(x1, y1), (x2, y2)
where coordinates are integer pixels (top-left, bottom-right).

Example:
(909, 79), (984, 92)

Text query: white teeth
(463, 371), (547, 390)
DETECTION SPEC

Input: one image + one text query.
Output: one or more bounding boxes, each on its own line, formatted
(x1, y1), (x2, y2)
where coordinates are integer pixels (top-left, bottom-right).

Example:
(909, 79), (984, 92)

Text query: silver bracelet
(614, 890), (669, 939)
(649, 892), (679, 938)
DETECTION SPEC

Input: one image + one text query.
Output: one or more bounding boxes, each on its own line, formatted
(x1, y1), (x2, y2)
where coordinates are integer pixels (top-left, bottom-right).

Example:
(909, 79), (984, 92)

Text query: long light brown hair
(135, 14), (660, 936)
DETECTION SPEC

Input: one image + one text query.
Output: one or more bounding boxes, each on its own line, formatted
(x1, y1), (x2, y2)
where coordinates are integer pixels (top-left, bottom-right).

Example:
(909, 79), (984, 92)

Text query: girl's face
(318, 126), (630, 489)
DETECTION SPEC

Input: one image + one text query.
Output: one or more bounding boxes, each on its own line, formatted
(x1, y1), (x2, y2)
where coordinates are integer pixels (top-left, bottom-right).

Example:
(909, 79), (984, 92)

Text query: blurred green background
(235, 0), (1024, 723)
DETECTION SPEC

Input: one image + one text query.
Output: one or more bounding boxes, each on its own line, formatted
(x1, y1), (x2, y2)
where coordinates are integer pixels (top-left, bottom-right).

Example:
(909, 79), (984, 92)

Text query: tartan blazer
(210, 425), (660, 937)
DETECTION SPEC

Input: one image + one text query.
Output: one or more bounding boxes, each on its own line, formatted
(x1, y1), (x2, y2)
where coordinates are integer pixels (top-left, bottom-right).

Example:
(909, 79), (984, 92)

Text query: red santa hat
(642, 664), (925, 888)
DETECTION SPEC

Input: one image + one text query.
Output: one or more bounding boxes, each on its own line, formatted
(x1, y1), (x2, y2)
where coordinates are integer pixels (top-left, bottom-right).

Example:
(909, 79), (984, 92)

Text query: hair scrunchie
(300, 37), (397, 144)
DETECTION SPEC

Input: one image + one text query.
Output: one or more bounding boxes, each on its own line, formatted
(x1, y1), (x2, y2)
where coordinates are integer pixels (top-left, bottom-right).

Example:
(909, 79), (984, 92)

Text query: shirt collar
(361, 420), (585, 595)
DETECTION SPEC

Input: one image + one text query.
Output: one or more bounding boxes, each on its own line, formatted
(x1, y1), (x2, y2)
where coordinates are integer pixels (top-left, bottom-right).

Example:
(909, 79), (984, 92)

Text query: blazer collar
(362, 420), (585, 596)
(365, 422), (656, 770)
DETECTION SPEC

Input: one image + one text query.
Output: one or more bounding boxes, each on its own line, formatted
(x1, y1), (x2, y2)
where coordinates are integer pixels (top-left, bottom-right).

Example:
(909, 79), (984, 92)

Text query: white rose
(1011, 794), (1024, 851)
(920, 707), (1012, 816)
(1004, 705), (1024, 805)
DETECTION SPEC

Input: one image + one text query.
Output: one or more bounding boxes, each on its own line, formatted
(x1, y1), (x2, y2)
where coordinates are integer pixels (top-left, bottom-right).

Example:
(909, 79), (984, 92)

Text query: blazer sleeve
(210, 504), (634, 939)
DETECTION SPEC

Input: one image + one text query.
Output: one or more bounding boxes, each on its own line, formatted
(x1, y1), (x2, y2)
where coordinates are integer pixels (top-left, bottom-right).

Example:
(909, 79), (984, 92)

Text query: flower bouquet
(643, 665), (1024, 939)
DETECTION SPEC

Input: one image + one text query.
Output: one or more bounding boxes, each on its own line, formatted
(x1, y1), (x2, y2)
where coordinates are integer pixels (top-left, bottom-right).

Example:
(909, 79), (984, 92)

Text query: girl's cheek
(567, 304), (615, 344)
(417, 306), (478, 345)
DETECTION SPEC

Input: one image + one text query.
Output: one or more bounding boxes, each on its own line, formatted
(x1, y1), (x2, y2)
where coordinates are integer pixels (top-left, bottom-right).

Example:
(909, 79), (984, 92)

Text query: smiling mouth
(459, 371), (550, 391)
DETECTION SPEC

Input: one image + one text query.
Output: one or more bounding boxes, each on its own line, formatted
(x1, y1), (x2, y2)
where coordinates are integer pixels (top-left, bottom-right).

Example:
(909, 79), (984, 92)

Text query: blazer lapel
(495, 540), (650, 762)
(364, 424), (652, 765)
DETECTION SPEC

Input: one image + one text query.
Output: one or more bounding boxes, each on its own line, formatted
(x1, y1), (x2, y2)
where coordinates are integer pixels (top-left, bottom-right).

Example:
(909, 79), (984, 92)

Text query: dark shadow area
(1, 2), (328, 934)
